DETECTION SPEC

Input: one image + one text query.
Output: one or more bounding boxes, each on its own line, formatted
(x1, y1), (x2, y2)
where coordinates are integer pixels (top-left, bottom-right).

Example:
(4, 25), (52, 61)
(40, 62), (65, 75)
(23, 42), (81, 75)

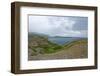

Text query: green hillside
(28, 33), (63, 55)
(28, 33), (88, 60)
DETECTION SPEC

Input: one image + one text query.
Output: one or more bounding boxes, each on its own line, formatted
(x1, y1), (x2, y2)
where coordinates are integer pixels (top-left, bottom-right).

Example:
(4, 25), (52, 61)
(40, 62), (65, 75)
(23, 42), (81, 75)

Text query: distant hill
(29, 32), (87, 38)
(29, 32), (49, 38)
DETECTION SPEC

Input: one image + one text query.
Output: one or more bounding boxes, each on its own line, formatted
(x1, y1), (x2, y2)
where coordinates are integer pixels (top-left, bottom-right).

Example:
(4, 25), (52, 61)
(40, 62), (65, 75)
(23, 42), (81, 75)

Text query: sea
(48, 37), (86, 45)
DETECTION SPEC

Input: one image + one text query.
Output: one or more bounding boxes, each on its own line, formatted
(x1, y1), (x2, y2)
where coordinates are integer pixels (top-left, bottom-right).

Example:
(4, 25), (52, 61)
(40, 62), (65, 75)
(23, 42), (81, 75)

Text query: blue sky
(29, 15), (88, 37)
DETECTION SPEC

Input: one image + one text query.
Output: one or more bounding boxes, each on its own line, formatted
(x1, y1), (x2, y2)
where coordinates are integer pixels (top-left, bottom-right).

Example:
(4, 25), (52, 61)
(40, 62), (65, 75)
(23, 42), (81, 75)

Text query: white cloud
(29, 16), (87, 37)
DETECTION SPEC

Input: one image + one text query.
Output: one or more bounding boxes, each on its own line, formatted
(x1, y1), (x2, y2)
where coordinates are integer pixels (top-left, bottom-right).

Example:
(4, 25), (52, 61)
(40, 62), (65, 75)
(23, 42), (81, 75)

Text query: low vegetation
(28, 33), (63, 55)
(28, 33), (87, 59)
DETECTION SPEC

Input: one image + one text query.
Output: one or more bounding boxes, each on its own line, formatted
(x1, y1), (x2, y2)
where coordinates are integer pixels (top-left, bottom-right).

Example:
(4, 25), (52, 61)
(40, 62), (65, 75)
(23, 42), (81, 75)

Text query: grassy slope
(29, 39), (88, 60)
(28, 34), (62, 55)
(63, 39), (87, 50)
(62, 39), (88, 58)
(28, 34), (88, 60)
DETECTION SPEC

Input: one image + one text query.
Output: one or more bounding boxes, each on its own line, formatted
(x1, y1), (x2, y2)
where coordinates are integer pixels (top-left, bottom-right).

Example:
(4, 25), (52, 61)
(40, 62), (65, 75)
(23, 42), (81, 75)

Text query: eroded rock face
(29, 35), (49, 47)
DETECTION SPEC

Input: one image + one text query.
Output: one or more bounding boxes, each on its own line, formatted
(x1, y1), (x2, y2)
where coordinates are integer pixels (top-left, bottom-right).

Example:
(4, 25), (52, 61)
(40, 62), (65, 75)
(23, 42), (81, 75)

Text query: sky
(29, 15), (88, 37)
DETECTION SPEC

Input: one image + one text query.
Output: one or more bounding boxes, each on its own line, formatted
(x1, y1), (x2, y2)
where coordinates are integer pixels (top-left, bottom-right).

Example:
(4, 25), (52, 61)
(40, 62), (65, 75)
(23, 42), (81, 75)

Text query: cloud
(29, 15), (88, 37)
